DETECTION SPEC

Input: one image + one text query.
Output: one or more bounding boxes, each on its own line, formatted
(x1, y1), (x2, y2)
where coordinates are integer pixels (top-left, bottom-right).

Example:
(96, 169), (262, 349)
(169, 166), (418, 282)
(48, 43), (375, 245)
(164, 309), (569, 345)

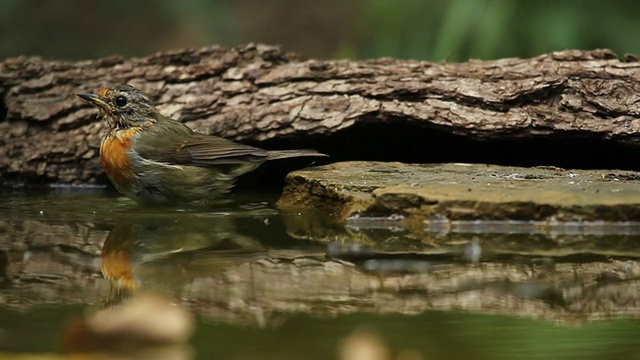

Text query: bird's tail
(266, 149), (328, 160)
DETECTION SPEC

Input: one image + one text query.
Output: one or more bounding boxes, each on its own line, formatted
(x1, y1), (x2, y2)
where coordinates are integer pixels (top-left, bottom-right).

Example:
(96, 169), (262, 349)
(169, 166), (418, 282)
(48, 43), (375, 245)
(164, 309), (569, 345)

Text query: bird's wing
(135, 123), (268, 166)
(175, 134), (268, 165)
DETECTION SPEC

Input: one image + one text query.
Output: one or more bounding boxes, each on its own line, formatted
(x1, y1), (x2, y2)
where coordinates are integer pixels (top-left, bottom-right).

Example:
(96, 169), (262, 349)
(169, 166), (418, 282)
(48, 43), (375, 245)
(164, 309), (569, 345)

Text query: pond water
(1, 188), (640, 359)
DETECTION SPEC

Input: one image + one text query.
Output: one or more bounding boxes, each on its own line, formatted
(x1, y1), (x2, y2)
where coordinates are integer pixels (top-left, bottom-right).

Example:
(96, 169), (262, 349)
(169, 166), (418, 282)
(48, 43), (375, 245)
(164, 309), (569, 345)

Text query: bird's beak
(77, 92), (110, 110)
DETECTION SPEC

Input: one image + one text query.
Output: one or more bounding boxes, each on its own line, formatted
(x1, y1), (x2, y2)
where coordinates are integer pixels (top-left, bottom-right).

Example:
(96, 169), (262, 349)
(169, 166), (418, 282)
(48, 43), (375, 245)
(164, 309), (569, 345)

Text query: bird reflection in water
(101, 216), (266, 299)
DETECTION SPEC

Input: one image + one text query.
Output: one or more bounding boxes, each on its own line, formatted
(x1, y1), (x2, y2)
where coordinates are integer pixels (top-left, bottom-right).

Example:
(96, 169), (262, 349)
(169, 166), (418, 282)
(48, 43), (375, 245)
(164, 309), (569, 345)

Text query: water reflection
(4, 191), (640, 358)
(101, 216), (267, 298)
(318, 224), (640, 320)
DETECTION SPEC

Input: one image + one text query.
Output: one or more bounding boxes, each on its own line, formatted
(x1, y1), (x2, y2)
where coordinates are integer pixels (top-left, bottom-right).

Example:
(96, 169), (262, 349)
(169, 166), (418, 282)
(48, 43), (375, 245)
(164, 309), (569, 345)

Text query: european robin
(77, 85), (326, 205)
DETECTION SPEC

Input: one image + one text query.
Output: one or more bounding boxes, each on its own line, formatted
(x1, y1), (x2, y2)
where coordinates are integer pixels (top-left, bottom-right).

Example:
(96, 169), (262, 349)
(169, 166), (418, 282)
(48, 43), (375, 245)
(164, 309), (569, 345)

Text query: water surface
(1, 188), (640, 359)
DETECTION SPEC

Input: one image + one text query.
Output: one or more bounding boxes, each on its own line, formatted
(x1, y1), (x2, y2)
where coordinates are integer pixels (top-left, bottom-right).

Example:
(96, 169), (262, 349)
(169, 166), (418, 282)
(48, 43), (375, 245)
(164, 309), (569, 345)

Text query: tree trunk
(1, 44), (640, 186)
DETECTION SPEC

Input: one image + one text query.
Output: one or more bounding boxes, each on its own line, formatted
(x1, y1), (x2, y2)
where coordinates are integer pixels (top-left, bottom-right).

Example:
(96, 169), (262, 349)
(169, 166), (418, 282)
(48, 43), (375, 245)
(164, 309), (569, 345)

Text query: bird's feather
(134, 116), (268, 166)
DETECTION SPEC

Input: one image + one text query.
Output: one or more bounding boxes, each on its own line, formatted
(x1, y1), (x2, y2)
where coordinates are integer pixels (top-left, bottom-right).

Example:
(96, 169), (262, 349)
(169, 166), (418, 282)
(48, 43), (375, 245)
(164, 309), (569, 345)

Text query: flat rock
(278, 161), (640, 224)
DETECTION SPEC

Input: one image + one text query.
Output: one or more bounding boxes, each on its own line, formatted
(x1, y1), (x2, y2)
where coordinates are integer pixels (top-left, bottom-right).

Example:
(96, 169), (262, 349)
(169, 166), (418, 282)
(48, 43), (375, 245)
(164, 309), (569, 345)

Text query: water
(1, 188), (640, 359)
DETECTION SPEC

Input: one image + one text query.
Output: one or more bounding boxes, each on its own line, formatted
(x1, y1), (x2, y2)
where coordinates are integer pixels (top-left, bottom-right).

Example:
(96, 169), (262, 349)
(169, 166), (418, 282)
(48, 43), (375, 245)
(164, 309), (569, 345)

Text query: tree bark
(1, 44), (640, 186)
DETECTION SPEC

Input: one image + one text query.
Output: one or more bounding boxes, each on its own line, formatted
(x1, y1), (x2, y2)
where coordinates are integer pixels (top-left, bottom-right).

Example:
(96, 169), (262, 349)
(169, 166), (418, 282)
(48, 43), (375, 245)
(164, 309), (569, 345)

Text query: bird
(77, 84), (326, 205)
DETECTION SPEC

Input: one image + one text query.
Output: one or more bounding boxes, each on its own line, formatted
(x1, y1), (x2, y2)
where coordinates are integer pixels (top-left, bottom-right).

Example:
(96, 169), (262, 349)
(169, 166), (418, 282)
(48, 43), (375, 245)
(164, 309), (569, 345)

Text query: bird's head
(78, 84), (158, 129)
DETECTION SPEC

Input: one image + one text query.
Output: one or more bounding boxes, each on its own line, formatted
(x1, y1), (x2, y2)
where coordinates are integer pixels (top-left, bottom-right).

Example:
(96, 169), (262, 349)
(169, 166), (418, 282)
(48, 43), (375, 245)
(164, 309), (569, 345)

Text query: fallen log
(2, 44), (640, 186)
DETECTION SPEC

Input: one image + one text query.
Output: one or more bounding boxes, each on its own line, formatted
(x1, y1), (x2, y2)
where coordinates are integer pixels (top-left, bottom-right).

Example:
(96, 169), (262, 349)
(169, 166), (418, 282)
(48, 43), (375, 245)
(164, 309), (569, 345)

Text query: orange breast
(101, 245), (136, 290)
(101, 225), (136, 290)
(100, 129), (138, 192)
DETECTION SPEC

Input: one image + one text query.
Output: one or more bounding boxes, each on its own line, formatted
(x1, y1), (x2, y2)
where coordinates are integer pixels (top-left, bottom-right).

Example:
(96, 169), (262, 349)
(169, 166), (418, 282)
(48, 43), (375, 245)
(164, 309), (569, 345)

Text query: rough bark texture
(2, 44), (640, 185)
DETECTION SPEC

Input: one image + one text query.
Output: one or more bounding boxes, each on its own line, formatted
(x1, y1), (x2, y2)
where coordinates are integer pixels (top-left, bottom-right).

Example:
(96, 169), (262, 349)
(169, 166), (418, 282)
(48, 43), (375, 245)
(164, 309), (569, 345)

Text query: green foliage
(1, 0), (639, 61)
(350, 0), (640, 61)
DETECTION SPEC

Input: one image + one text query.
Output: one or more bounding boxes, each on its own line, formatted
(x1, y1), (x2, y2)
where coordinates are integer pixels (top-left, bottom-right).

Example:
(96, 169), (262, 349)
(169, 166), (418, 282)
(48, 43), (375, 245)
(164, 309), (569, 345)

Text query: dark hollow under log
(2, 44), (640, 186)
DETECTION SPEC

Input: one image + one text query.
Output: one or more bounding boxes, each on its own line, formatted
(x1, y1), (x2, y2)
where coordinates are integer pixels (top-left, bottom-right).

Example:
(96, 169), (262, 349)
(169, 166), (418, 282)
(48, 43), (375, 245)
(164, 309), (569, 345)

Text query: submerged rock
(63, 294), (195, 355)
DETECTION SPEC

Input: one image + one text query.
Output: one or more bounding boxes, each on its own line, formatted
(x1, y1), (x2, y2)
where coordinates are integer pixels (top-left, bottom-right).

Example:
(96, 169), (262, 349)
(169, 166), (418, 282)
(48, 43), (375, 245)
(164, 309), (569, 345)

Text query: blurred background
(1, 0), (639, 62)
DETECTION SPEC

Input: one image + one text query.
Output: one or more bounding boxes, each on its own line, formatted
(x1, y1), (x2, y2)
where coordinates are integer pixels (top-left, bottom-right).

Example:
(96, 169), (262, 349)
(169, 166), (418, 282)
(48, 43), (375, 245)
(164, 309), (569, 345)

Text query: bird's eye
(115, 95), (127, 107)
